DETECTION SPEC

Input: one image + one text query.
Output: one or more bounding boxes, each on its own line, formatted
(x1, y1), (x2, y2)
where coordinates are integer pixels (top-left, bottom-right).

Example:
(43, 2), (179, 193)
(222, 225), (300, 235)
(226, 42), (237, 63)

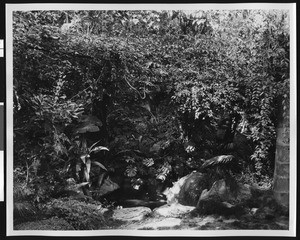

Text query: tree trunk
(273, 100), (290, 207)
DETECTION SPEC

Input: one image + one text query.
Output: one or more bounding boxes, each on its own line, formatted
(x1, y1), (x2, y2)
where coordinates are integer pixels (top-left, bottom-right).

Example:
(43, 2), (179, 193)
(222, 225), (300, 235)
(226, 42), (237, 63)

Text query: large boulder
(178, 172), (210, 206)
(153, 203), (195, 218)
(163, 171), (209, 206)
(163, 173), (191, 204)
(199, 179), (251, 203)
(112, 207), (152, 221)
(197, 179), (252, 215)
(97, 177), (120, 196)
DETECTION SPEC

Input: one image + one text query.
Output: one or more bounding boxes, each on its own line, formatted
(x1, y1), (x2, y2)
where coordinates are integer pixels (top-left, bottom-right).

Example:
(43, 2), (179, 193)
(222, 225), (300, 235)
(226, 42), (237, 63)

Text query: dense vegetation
(12, 9), (290, 226)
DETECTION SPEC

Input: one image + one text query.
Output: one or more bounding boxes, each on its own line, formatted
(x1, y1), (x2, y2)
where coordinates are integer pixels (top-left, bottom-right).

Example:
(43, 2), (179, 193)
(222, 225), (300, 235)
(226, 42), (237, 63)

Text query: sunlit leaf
(125, 157), (135, 163)
(125, 165), (137, 177)
(80, 154), (88, 163)
(75, 124), (100, 134)
(91, 146), (109, 153)
(84, 169), (89, 182)
(86, 158), (91, 175)
(92, 161), (108, 171)
(142, 158), (154, 167)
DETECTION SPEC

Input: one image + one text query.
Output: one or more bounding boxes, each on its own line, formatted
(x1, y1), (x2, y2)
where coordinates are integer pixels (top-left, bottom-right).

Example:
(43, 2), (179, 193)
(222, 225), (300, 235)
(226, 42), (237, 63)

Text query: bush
(43, 197), (108, 230)
(13, 180), (39, 225)
(14, 217), (75, 230)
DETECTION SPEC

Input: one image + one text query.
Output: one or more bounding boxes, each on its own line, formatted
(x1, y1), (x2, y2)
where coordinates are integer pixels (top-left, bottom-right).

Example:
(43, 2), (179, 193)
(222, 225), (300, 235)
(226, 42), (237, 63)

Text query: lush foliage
(43, 197), (107, 230)
(13, 9), (289, 206)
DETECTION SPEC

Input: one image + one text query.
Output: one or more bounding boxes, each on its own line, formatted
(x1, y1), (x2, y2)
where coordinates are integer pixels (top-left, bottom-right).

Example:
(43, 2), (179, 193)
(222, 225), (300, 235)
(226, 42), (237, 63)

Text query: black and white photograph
(5, 3), (296, 237)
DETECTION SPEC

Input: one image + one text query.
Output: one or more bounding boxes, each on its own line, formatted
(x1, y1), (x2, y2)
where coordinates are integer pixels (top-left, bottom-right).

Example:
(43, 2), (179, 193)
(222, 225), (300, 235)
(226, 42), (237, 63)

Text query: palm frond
(14, 201), (37, 219)
(201, 155), (235, 169)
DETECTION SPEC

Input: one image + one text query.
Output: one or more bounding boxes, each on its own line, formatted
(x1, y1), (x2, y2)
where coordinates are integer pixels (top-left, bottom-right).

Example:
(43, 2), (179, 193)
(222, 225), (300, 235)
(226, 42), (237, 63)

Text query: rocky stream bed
(14, 172), (289, 232)
(14, 201), (289, 231)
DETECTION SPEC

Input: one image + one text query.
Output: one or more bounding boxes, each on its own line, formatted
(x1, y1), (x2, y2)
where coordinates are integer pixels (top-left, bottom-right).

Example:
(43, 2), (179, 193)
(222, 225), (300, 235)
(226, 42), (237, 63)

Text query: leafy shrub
(43, 197), (108, 230)
(13, 169), (38, 224)
(14, 201), (38, 225)
(14, 217), (75, 230)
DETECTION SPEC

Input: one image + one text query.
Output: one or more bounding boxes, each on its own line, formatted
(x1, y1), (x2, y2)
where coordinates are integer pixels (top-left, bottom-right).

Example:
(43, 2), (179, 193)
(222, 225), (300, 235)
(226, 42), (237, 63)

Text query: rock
(178, 171), (209, 206)
(163, 174), (190, 204)
(197, 216), (217, 227)
(198, 179), (251, 204)
(236, 183), (252, 202)
(222, 218), (239, 224)
(197, 179), (252, 215)
(98, 177), (120, 196)
(198, 179), (227, 204)
(153, 203), (195, 217)
(112, 207), (151, 221)
(138, 218), (181, 230)
(163, 171), (209, 206)
(254, 206), (276, 220)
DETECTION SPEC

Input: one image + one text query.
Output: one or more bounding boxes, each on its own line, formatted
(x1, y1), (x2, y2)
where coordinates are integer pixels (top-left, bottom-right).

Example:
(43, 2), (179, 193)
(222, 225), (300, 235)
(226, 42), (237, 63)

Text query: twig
(69, 85), (92, 100)
(25, 161), (29, 185)
(123, 74), (146, 99)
